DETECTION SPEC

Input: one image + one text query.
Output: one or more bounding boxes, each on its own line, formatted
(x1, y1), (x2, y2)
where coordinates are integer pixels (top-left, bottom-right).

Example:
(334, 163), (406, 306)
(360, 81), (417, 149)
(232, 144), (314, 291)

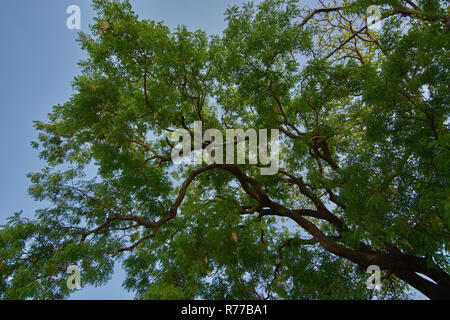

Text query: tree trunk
(395, 271), (450, 300)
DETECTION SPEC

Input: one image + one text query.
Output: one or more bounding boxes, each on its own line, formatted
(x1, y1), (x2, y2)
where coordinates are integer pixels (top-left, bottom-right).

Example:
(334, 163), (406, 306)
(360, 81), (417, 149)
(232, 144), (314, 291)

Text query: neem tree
(1, 0), (448, 299)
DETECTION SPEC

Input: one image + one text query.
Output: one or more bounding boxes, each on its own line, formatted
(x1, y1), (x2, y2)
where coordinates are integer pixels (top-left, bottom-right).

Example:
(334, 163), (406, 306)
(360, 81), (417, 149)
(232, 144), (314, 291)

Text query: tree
(1, 0), (448, 300)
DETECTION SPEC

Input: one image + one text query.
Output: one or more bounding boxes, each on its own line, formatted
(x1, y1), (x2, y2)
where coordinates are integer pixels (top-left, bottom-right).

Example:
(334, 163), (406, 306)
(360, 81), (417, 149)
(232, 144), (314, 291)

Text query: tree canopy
(1, 0), (449, 299)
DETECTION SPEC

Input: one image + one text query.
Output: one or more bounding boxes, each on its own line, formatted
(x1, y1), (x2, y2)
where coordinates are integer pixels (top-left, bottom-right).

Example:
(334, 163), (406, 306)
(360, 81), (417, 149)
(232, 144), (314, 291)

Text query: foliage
(1, 0), (448, 299)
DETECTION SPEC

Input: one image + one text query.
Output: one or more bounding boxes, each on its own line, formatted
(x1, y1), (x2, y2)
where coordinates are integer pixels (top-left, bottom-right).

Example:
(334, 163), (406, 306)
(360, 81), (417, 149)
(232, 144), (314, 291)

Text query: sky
(0, 0), (426, 300)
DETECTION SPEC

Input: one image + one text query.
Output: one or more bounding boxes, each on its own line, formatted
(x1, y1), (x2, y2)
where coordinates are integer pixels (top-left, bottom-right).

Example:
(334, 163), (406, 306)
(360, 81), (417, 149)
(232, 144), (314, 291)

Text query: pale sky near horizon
(0, 0), (425, 300)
